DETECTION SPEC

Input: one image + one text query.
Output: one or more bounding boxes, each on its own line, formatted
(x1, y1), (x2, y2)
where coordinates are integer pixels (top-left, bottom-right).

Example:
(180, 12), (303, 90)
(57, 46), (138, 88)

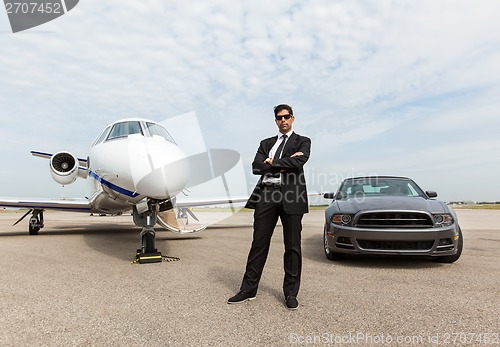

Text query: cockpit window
(107, 121), (143, 140)
(92, 126), (111, 146)
(146, 122), (176, 143)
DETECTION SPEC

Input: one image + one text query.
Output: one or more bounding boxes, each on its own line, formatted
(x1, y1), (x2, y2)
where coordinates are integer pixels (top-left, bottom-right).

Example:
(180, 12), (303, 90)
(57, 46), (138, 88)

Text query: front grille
(356, 212), (433, 228)
(358, 240), (434, 251)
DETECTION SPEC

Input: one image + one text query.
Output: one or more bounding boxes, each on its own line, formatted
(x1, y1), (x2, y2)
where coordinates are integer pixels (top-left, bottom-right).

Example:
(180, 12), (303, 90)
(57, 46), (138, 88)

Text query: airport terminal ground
(0, 209), (498, 346)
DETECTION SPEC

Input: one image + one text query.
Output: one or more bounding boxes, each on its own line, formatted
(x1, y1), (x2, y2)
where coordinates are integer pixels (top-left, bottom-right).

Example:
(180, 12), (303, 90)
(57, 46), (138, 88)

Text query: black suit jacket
(245, 132), (311, 214)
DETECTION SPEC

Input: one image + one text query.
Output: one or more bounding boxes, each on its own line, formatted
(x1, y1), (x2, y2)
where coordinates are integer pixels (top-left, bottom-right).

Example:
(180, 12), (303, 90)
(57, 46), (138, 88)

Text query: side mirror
(426, 191), (438, 198)
(323, 192), (336, 199)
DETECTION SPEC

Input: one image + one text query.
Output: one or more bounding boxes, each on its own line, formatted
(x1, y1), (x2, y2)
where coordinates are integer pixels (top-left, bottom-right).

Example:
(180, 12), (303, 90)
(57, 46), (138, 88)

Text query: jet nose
(131, 139), (189, 199)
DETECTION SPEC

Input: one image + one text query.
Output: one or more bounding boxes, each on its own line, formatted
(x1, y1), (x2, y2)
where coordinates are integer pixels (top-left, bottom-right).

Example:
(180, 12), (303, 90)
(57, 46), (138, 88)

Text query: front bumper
(324, 223), (460, 257)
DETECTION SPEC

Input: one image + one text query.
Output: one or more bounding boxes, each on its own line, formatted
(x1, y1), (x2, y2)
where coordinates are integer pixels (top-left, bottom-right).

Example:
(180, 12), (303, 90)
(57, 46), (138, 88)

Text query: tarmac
(0, 208), (498, 346)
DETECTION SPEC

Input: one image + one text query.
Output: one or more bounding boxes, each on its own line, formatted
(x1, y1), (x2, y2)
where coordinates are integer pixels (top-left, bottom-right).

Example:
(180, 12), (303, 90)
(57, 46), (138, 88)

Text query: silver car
(323, 176), (462, 263)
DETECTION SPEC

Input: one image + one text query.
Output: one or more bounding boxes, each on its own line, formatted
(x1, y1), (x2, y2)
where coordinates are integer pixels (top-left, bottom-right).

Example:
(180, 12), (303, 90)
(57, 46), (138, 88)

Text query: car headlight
(331, 214), (352, 225)
(433, 213), (454, 227)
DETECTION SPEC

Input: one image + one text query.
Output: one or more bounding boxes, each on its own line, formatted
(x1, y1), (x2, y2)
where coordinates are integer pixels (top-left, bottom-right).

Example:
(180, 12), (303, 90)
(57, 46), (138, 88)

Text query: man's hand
(265, 152), (302, 165)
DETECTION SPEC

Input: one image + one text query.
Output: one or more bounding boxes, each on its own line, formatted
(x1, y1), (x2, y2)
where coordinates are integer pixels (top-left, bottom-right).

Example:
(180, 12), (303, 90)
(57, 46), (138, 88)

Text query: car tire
(434, 226), (463, 263)
(324, 228), (345, 261)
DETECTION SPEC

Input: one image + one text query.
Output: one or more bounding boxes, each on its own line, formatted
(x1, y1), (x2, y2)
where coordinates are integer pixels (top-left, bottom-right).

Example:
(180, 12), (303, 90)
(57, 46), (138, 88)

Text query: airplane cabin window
(107, 121), (143, 140)
(146, 122), (176, 143)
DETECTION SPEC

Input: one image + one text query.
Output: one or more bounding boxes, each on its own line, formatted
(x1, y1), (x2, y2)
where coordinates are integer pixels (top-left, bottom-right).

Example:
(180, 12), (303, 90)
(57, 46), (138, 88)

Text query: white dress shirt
(262, 130), (293, 185)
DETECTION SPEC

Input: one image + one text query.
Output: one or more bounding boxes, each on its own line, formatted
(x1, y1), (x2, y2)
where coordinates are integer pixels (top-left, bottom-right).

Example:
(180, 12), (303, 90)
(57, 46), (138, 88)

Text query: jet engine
(50, 151), (79, 185)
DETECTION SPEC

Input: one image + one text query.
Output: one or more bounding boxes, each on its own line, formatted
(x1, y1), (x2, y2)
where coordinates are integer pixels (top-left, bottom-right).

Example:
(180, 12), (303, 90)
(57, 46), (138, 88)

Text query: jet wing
(31, 150), (88, 167)
(174, 192), (321, 208)
(175, 196), (249, 208)
(0, 197), (92, 212)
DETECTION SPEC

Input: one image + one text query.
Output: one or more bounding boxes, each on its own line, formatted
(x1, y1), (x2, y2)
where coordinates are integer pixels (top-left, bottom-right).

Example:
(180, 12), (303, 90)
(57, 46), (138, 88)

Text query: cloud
(0, 0), (499, 202)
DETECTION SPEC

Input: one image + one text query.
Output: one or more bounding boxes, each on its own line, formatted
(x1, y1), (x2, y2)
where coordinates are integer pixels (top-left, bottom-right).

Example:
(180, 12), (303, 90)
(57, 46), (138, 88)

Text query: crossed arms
(251, 137), (311, 176)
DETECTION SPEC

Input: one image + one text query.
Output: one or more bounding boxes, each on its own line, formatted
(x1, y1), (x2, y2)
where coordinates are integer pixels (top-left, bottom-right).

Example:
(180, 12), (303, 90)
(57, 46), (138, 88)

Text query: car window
(340, 179), (425, 198)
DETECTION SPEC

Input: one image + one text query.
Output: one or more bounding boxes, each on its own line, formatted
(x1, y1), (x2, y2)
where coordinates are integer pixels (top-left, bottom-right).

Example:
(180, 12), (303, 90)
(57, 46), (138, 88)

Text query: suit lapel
(264, 132), (298, 157)
(265, 136), (279, 156)
(282, 132), (298, 157)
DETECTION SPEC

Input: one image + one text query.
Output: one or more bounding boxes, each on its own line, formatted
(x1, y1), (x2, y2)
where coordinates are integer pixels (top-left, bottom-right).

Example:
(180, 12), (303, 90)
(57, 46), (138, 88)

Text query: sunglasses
(275, 114), (293, 121)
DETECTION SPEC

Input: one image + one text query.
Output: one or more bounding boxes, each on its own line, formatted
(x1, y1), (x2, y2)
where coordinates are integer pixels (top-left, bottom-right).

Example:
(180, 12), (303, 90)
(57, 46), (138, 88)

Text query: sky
(1, 0), (499, 203)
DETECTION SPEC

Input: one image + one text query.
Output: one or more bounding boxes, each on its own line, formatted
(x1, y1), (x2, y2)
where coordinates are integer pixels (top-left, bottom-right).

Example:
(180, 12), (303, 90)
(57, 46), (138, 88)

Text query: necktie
(275, 134), (287, 159)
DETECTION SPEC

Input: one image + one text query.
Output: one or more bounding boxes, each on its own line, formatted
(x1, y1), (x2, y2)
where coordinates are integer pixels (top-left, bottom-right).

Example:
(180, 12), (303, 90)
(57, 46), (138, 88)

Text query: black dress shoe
(285, 296), (298, 310)
(227, 291), (256, 304)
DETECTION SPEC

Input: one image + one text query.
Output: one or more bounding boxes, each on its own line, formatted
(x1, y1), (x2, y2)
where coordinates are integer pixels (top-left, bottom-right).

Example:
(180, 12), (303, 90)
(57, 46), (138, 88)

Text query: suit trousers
(240, 185), (303, 298)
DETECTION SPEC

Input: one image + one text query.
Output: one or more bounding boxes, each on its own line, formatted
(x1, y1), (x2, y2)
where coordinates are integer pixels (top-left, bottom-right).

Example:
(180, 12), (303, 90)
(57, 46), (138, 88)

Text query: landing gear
(141, 227), (156, 254)
(13, 209), (44, 235)
(133, 203), (162, 264)
(29, 210), (44, 235)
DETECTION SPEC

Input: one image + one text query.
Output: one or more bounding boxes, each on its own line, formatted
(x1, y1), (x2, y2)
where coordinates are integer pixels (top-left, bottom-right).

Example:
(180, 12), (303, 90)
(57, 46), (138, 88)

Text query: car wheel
(435, 226), (463, 263)
(324, 228), (345, 261)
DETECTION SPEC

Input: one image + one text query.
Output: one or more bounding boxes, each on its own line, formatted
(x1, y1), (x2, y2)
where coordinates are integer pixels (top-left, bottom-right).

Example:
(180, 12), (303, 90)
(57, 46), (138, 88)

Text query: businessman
(228, 104), (311, 310)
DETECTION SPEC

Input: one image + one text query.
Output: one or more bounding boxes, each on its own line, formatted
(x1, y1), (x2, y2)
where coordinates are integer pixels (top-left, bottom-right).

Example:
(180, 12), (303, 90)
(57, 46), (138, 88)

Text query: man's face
(275, 109), (294, 134)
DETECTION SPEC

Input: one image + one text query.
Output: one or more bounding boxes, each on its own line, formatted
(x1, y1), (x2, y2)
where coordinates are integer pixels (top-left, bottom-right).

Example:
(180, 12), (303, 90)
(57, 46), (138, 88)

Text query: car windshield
(338, 178), (426, 198)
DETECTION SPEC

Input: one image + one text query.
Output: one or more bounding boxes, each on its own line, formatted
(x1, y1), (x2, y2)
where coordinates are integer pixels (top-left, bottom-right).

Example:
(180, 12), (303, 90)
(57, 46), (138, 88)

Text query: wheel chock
(135, 250), (162, 264)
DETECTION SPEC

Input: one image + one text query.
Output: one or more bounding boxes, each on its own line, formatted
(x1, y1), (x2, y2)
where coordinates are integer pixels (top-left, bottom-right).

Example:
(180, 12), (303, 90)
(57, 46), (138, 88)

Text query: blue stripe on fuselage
(89, 171), (140, 198)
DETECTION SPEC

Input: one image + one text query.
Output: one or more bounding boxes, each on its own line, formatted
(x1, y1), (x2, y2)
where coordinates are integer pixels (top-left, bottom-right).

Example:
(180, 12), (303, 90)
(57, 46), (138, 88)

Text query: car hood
(333, 196), (448, 214)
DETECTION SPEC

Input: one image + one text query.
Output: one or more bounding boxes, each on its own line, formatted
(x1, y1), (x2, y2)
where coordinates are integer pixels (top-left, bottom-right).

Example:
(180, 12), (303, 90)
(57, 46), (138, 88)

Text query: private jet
(0, 118), (247, 263)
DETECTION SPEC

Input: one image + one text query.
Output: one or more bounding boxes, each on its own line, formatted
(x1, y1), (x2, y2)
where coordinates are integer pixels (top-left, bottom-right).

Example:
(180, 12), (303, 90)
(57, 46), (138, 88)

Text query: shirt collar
(277, 130), (294, 139)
